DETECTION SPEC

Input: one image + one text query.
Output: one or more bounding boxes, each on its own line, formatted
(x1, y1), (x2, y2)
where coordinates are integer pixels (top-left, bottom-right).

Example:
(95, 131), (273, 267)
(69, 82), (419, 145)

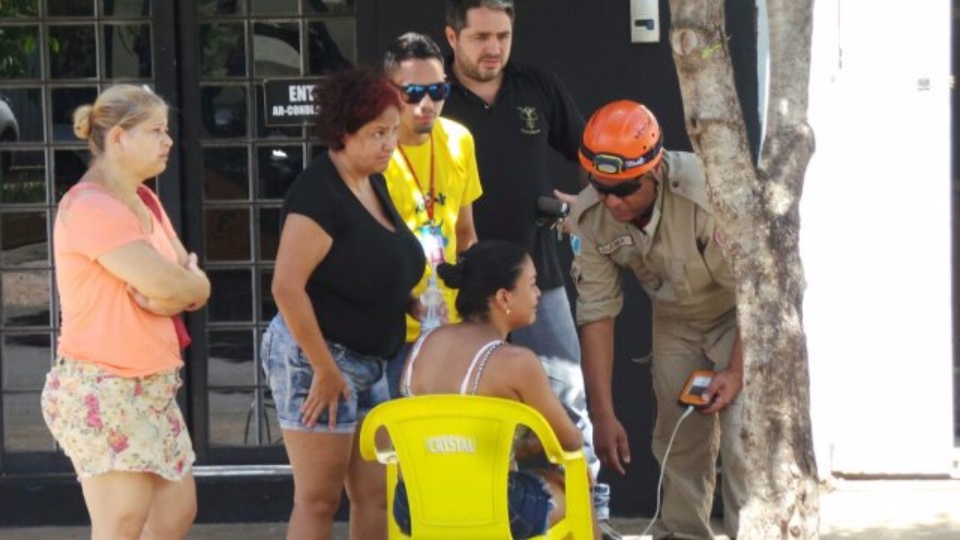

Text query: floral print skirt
(41, 357), (195, 482)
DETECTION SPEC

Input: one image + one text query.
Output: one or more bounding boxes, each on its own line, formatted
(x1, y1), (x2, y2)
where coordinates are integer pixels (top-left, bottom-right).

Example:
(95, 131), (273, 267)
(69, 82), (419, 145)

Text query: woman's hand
(185, 252), (206, 277)
(126, 284), (181, 316)
(300, 365), (352, 429)
(125, 252), (209, 315)
(182, 252), (209, 311)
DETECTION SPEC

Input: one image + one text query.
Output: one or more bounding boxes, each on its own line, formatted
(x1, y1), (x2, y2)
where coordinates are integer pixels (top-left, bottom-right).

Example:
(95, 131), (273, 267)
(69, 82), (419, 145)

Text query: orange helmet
(579, 100), (663, 181)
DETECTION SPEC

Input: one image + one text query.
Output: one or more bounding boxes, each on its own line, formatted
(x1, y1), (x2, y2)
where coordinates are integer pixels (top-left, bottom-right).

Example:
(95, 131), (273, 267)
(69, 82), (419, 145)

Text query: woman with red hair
(261, 68), (426, 538)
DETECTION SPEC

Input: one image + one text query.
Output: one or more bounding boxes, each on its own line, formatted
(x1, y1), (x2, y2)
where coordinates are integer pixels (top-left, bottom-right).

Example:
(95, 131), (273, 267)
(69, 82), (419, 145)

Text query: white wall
(802, 0), (954, 475)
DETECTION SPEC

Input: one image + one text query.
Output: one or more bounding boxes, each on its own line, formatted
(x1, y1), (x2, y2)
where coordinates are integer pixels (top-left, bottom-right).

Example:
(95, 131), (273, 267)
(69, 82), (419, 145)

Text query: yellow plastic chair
(359, 394), (593, 539)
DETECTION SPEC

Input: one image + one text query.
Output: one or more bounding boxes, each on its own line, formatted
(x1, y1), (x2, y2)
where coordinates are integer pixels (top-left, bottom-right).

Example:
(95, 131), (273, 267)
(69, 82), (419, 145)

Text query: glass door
(176, 0), (358, 463)
(0, 0), (176, 474)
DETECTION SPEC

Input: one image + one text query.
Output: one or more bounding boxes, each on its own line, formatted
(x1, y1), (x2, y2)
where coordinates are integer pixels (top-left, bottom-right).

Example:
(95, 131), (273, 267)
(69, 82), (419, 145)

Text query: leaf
(701, 42), (722, 60)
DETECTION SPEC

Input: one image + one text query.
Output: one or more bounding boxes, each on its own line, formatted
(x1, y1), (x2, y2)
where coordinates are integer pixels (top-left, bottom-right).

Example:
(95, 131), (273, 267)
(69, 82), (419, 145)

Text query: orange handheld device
(678, 370), (716, 409)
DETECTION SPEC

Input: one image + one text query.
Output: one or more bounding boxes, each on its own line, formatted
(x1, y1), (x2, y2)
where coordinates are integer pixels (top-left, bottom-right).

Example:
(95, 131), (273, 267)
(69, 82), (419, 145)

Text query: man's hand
(553, 189), (579, 235)
(700, 368), (743, 414)
(592, 411), (631, 475)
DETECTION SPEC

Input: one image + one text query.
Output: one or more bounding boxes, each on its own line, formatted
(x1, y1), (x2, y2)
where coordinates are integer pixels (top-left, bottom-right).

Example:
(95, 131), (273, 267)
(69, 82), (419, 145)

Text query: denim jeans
(509, 286), (611, 520)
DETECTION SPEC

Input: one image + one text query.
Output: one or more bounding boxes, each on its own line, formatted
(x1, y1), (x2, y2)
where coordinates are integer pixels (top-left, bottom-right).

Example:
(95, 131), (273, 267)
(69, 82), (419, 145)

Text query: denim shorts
(392, 469), (553, 538)
(261, 315), (390, 433)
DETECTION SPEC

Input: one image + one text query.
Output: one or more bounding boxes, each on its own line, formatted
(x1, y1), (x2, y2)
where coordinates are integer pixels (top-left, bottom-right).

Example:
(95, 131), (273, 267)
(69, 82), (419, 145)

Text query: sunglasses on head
(397, 82), (452, 104)
(588, 174), (646, 198)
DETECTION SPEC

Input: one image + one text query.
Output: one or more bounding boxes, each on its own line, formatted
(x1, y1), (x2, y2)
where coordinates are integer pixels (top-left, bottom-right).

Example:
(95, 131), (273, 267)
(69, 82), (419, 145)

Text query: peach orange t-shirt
(54, 183), (183, 377)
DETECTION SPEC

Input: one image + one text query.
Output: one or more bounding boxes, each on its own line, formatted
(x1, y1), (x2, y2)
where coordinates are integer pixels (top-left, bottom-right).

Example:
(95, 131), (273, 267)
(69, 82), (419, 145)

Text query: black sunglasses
(397, 82), (452, 104)
(588, 174), (645, 198)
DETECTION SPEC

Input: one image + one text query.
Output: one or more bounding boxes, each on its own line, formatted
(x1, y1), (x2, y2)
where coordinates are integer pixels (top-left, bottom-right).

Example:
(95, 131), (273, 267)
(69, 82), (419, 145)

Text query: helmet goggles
(580, 133), (663, 179)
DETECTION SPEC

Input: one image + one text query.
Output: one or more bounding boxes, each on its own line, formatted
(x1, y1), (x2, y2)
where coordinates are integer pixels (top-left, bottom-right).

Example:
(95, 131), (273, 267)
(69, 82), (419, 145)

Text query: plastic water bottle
(419, 275), (444, 331)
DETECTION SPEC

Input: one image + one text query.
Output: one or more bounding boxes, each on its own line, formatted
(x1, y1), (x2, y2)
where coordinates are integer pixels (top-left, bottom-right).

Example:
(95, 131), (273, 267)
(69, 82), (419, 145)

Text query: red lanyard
(397, 134), (435, 223)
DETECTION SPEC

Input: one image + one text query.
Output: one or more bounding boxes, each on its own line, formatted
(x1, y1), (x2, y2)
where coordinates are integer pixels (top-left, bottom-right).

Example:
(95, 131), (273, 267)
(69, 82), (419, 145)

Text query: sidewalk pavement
(2, 479), (958, 539)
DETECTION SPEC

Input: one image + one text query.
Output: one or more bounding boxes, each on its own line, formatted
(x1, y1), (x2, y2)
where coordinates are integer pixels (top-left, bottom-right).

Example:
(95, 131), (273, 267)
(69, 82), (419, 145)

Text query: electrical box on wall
(630, 0), (660, 43)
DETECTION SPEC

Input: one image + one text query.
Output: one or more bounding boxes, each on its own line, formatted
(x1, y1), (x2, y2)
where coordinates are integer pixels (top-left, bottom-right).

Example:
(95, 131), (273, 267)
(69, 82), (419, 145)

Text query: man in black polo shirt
(442, 1), (618, 536)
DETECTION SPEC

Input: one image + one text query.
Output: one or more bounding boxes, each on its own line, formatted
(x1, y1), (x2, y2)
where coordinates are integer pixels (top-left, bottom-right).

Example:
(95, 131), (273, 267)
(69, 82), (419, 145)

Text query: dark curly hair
(313, 68), (402, 151)
(436, 240), (529, 321)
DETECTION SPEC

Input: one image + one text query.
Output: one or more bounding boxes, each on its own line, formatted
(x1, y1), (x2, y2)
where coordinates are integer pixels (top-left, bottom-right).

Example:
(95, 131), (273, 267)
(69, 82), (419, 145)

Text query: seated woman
(394, 240), (599, 539)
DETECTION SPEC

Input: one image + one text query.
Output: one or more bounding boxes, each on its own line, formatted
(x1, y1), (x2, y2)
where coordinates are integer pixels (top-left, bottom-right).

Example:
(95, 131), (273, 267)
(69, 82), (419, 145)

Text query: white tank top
(401, 329), (504, 397)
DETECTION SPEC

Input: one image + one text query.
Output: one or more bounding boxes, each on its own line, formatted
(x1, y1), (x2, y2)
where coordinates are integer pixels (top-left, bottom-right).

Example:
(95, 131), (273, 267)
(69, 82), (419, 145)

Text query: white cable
(640, 405), (697, 539)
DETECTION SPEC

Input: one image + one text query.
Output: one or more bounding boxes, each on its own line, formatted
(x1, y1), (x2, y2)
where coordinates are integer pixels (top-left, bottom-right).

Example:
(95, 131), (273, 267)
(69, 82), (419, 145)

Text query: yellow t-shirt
(384, 117), (483, 342)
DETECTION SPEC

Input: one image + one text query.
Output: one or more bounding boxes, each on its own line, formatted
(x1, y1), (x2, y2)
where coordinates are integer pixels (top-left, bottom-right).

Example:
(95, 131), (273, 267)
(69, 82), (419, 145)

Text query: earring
(505, 307), (511, 315)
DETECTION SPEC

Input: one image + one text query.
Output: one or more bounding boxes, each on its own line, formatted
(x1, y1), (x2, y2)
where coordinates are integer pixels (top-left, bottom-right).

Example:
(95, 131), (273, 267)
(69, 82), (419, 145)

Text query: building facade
(0, 0), (956, 526)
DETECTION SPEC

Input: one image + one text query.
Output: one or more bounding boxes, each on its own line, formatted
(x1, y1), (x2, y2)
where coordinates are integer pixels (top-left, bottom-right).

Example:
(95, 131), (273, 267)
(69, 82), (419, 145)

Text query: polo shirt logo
(517, 106), (541, 135)
(597, 235), (634, 255)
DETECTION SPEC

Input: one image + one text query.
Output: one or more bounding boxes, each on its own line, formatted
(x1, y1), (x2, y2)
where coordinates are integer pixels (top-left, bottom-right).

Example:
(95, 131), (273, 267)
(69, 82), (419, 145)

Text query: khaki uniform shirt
(572, 151), (736, 348)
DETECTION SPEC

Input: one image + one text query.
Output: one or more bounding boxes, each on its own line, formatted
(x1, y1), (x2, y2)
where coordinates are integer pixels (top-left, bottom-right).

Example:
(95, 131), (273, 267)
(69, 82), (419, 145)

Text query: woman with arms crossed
(42, 84), (210, 539)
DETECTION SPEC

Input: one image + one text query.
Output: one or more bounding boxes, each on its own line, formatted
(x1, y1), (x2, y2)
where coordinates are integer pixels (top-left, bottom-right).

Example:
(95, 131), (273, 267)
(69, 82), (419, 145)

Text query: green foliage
(202, 23), (244, 78)
(0, 0), (39, 18)
(0, 26), (39, 78)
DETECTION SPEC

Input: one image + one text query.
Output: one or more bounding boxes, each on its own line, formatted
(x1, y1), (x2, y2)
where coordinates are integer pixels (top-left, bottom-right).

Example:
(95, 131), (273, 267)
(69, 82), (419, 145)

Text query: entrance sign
(263, 80), (322, 126)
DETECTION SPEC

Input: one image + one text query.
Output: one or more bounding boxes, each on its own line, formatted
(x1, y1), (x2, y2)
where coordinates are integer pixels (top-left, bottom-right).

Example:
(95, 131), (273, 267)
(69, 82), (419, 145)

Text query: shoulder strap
(460, 340), (504, 395)
(401, 328), (437, 397)
(135, 185), (192, 350)
(137, 185), (162, 221)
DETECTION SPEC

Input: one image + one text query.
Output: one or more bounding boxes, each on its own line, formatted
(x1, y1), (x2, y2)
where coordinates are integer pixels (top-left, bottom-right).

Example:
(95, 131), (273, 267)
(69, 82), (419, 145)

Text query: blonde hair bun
(72, 105), (94, 140)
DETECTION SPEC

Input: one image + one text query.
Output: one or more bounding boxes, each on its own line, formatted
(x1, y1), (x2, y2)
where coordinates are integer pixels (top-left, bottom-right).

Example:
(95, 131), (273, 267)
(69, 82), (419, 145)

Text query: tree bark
(667, 0), (819, 538)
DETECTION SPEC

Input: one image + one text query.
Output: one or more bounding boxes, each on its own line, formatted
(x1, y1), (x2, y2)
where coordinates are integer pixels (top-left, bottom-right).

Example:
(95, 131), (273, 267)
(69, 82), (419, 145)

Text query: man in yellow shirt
(382, 32), (483, 397)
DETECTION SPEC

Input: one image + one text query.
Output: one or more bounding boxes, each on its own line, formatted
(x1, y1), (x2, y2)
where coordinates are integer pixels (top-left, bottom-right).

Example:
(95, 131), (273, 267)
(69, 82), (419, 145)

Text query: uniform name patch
(597, 235), (634, 255)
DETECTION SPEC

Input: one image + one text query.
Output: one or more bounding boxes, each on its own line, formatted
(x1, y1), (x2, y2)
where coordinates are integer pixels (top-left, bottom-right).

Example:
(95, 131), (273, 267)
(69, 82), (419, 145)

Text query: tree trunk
(667, 0), (820, 538)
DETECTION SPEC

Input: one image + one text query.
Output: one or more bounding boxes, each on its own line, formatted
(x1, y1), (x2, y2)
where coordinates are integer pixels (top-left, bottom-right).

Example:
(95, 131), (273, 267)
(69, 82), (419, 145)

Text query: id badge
(417, 224), (446, 266)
